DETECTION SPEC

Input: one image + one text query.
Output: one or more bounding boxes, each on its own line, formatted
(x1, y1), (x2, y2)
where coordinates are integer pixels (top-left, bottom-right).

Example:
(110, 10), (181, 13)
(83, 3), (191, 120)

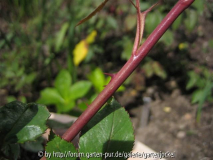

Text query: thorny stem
(62, 0), (194, 142)
(132, 0), (161, 54)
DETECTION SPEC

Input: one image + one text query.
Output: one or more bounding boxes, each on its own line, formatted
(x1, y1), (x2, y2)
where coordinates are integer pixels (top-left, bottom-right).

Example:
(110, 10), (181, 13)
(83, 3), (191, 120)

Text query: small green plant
(37, 69), (92, 113)
(186, 66), (213, 122)
(88, 67), (125, 93)
(142, 58), (167, 80)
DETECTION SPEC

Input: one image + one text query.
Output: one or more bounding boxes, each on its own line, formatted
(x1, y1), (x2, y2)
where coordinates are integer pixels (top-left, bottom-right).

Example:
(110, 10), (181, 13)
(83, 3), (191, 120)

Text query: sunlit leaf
(56, 100), (75, 113)
(37, 88), (64, 105)
(87, 68), (105, 92)
(73, 40), (88, 66)
(69, 81), (92, 100)
(86, 30), (97, 44)
(54, 69), (72, 99)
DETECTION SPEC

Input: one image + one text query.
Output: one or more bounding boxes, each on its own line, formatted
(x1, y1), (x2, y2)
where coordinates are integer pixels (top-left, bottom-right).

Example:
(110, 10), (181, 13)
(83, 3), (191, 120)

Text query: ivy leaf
(79, 98), (134, 160)
(45, 136), (78, 160)
(0, 101), (50, 145)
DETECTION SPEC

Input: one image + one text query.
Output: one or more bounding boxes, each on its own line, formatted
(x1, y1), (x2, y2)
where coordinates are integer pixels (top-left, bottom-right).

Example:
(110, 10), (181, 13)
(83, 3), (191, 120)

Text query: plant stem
(62, 0), (194, 142)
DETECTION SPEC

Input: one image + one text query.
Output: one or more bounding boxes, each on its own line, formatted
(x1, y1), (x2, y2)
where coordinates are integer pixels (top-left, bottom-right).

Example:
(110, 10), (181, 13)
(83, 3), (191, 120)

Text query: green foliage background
(0, 0), (212, 115)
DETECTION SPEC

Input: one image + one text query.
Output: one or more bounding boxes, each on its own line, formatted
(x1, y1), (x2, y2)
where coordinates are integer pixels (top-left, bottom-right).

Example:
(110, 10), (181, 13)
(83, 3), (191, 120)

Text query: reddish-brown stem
(62, 0), (194, 142)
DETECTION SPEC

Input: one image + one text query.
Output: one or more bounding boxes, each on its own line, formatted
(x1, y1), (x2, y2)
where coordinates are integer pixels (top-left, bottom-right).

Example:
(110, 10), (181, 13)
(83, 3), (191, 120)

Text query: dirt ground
(126, 89), (213, 160)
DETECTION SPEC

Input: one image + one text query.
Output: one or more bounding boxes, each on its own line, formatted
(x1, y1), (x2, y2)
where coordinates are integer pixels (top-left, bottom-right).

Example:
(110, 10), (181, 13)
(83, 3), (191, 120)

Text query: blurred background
(0, 0), (212, 159)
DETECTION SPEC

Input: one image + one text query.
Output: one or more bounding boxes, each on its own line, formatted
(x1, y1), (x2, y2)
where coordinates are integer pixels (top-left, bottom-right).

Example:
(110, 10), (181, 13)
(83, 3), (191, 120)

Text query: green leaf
(186, 71), (199, 90)
(55, 100), (75, 113)
(88, 68), (105, 93)
(152, 61), (167, 79)
(159, 30), (174, 46)
(192, 0), (204, 15)
(69, 81), (92, 100)
(45, 136), (78, 160)
(55, 22), (69, 52)
(78, 102), (88, 111)
(191, 90), (203, 104)
(142, 62), (154, 78)
(37, 88), (64, 105)
(6, 96), (17, 103)
(184, 9), (198, 32)
(25, 72), (36, 84)
(55, 69), (72, 99)
(0, 101), (50, 145)
(79, 98), (134, 160)
(121, 38), (133, 60)
(106, 16), (118, 29)
(145, 11), (163, 34)
(196, 81), (213, 122)
(0, 40), (6, 49)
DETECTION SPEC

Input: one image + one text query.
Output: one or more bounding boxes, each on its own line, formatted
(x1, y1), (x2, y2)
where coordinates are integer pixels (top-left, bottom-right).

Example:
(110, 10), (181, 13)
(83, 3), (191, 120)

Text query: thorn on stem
(104, 73), (116, 78)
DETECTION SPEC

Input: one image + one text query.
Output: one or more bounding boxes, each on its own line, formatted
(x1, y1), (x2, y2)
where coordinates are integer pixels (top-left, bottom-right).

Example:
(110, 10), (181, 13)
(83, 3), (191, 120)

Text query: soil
(127, 89), (213, 160)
